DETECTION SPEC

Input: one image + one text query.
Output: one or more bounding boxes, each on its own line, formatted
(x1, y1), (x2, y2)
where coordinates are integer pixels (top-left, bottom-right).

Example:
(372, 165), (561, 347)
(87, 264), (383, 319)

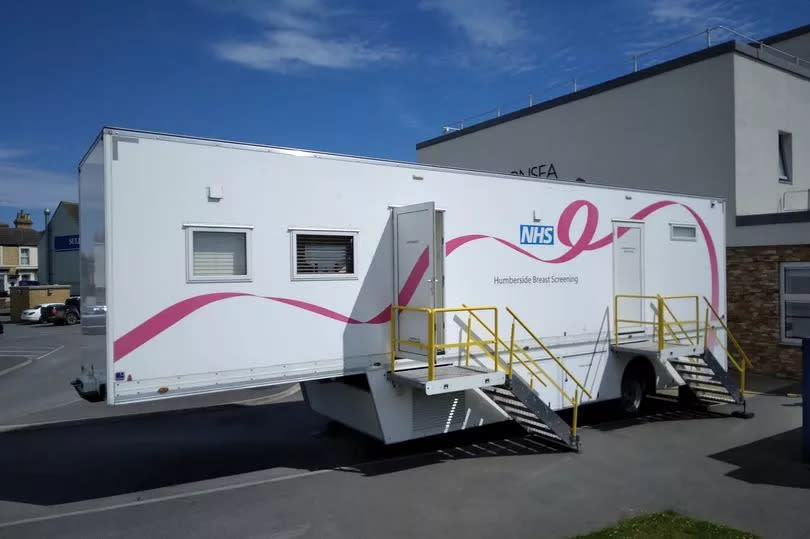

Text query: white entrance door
(393, 202), (441, 357)
(613, 221), (645, 335)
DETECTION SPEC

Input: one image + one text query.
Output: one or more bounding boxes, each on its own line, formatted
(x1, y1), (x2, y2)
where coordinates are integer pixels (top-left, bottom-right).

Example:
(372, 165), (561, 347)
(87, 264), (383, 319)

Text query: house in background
(0, 210), (41, 293)
(417, 24), (810, 379)
(38, 201), (80, 295)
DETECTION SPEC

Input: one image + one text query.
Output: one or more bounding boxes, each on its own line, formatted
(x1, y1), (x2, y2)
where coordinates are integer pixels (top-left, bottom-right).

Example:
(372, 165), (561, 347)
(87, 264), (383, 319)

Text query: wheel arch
(623, 355), (657, 395)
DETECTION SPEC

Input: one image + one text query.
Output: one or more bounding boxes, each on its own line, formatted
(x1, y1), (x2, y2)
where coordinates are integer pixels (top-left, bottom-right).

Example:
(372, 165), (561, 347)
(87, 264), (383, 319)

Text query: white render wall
(418, 54), (736, 199)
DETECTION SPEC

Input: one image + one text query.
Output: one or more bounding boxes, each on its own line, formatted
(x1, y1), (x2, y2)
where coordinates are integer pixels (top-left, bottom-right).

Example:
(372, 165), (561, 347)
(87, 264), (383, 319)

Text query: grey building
(417, 25), (810, 379)
(38, 201), (79, 295)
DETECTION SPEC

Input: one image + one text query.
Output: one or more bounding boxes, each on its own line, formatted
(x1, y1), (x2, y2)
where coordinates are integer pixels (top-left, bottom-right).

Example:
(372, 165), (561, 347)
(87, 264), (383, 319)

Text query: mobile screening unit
(73, 128), (752, 450)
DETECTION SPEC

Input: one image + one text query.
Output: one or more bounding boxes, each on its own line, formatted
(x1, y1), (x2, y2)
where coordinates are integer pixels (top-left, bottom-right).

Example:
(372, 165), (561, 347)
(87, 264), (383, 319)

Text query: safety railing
(389, 305), (498, 381)
(614, 294), (699, 350)
(614, 294), (754, 396)
(505, 307), (592, 441)
(702, 296), (753, 396)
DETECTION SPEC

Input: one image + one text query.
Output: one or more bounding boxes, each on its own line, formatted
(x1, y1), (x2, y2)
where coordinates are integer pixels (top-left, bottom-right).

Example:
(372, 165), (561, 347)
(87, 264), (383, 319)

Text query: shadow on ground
(0, 393), (740, 506)
(709, 427), (810, 489)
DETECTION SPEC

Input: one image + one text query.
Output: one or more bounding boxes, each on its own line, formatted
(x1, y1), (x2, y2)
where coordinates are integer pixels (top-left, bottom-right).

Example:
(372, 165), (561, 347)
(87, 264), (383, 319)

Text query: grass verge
(574, 511), (758, 538)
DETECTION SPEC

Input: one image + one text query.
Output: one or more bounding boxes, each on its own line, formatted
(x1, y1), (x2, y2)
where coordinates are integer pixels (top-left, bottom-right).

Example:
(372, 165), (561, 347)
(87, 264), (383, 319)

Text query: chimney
(14, 210), (33, 229)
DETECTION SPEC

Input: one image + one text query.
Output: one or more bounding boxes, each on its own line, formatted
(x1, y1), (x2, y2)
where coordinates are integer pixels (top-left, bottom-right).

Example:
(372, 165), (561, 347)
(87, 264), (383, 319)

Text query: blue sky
(1, 0), (808, 229)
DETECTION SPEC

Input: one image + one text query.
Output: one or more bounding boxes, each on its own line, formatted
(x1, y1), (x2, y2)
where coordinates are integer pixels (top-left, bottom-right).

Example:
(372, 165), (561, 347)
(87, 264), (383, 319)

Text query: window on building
(781, 262), (810, 344)
(670, 224), (697, 242)
(185, 226), (252, 282)
(20, 247), (30, 266)
(290, 229), (358, 280)
(778, 131), (792, 183)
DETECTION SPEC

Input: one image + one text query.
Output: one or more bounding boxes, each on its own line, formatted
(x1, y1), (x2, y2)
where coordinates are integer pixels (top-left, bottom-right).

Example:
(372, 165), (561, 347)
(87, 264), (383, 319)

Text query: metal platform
(388, 365), (506, 395)
(611, 339), (701, 360)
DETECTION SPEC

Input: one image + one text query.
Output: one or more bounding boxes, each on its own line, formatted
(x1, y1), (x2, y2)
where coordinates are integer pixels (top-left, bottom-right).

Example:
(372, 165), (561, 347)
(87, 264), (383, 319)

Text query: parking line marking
(0, 468), (335, 529)
(0, 360), (33, 378)
(34, 345), (64, 361)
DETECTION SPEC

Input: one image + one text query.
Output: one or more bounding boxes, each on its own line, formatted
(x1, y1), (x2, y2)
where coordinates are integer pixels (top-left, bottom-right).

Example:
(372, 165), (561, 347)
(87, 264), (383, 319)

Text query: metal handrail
(389, 305), (498, 381)
(614, 294), (699, 351)
(701, 296), (752, 395)
(461, 305), (546, 386)
(505, 306), (592, 400)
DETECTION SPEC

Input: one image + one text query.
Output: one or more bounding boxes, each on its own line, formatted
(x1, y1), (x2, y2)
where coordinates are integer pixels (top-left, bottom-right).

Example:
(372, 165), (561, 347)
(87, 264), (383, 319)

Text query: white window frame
(780, 261), (810, 346)
(184, 224), (253, 283)
(19, 247), (31, 266)
(669, 223), (697, 242)
(289, 227), (359, 281)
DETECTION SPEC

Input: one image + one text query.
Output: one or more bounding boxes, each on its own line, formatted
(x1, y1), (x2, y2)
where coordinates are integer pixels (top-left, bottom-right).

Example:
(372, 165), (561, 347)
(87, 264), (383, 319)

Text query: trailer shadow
(0, 399), (561, 506)
(565, 396), (731, 431)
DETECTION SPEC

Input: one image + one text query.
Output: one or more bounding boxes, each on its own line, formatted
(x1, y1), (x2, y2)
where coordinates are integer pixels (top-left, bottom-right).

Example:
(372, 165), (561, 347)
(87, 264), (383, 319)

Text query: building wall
(733, 54), (810, 217)
(39, 205), (80, 294)
(2, 246), (19, 266)
(418, 54), (736, 200)
(727, 244), (810, 379)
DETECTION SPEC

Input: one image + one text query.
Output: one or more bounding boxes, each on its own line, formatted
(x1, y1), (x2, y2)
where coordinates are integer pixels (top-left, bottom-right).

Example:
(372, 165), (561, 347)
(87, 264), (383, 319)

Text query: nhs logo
(520, 224), (555, 245)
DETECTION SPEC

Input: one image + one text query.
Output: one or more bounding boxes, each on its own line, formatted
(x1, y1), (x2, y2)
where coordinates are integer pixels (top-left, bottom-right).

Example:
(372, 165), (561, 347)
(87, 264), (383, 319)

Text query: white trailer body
(76, 128), (730, 445)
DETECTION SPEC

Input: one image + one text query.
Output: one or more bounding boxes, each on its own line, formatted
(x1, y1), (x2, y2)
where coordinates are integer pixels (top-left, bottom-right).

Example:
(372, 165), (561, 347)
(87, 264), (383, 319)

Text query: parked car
(21, 303), (62, 323)
(44, 297), (81, 325)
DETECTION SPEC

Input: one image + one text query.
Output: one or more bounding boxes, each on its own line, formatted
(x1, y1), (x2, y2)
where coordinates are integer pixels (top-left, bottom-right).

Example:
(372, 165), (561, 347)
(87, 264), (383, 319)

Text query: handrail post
(493, 308), (499, 372)
(695, 296), (700, 345)
(427, 310), (435, 381)
(389, 305), (396, 372)
(703, 306), (710, 350)
(613, 295), (619, 345)
(740, 361), (746, 397)
(571, 389), (580, 442)
(657, 296), (665, 351)
(509, 321), (516, 379)
(465, 312), (472, 367)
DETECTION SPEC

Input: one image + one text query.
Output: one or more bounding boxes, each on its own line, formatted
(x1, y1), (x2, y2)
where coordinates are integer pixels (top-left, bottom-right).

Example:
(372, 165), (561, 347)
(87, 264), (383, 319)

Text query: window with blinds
(291, 230), (358, 280)
(186, 227), (251, 282)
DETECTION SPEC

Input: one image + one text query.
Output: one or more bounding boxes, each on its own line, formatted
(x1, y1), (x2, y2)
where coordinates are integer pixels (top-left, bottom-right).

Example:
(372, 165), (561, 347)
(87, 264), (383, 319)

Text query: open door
(613, 220), (645, 335)
(393, 202), (444, 357)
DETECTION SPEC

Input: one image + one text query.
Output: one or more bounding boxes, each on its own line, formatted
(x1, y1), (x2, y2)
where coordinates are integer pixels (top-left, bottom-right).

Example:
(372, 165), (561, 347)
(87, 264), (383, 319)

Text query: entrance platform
(388, 365), (506, 395)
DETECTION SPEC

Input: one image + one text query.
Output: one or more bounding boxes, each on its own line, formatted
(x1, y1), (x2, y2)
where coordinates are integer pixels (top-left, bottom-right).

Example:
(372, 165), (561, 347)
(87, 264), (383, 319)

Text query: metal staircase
(613, 294), (753, 416)
(483, 376), (581, 451)
(389, 304), (588, 452)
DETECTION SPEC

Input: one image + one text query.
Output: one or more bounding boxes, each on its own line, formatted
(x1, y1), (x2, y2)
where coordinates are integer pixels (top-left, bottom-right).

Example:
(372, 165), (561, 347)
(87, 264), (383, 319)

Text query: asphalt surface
(0, 318), (807, 538)
(0, 319), (294, 428)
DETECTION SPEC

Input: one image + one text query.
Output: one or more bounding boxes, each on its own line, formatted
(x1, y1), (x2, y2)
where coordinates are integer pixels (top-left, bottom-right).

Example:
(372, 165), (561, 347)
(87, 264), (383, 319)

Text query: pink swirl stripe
(113, 200), (718, 362)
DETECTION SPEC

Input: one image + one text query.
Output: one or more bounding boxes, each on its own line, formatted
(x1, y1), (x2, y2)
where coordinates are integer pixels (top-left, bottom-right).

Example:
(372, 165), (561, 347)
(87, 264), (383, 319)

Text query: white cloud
(419, 0), (526, 49)
(0, 163), (76, 209)
(206, 0), (400, 72)
(0, 147), (28, 161)
(215, 30), (400, 71)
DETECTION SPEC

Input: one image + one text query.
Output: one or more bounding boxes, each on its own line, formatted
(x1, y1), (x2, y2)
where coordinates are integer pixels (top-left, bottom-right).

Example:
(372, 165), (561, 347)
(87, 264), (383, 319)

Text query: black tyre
(620, 370), (646, 415)
(65, 311), (78, 325)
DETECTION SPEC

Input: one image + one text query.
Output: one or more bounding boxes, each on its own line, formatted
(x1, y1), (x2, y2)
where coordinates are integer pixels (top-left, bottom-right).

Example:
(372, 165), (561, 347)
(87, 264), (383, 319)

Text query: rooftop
(417, 24), (810, 151)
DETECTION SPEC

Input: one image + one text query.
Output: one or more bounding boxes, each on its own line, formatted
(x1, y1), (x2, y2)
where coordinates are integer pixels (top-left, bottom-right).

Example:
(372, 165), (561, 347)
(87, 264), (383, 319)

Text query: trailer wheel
(620, 358), (654, 415)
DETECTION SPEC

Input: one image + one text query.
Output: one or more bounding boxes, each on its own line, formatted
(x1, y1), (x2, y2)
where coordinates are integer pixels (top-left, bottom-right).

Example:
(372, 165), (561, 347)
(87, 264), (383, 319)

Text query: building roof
(55, 201), (79, 223)
(761, 23), (810, 45)
(0, 226), (41, 247)
(417, 25), (810, 150)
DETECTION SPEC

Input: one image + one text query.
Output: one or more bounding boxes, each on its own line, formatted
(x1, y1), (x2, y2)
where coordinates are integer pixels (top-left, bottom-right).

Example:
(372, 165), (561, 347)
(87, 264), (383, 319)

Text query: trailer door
(613, 220), (645, 335)
(393, 202), (442, 356)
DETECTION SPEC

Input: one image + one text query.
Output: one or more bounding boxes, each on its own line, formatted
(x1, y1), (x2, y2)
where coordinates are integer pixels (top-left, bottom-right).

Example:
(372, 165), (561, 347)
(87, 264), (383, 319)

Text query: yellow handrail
(505, 306), (593, 400)
(702, 296), (752, 395)
(390, 305), (499, 381)
(462, 305), (547, 387)
(614, 294), (699, 351)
